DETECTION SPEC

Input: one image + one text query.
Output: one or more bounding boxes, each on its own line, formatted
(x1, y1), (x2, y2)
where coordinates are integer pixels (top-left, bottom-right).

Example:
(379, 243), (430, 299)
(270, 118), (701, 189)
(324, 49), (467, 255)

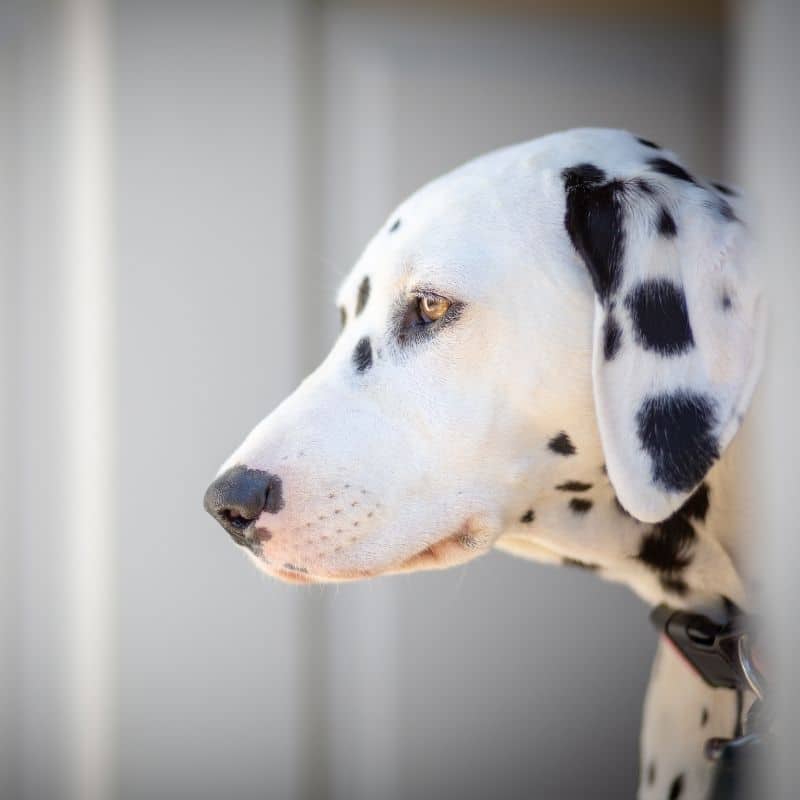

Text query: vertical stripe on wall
(63, 0), (115, 797)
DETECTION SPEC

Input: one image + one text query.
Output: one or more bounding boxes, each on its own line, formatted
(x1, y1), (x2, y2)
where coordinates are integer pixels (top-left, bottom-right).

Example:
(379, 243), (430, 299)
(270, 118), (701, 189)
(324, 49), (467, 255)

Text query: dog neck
(496, 416), (755, 613)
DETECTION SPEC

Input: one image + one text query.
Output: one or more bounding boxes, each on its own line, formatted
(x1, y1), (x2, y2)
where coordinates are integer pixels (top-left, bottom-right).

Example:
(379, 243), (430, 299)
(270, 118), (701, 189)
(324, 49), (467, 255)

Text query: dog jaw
(244, 515), (494, 584)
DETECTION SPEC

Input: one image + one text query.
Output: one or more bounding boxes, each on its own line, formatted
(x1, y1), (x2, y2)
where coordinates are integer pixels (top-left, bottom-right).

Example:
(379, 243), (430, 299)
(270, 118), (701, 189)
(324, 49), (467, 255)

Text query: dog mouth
(249, 517), (490, 584)
(393, 529), (484, 573)
(274, 564), (317, 584)
(323, 528), (488, 582)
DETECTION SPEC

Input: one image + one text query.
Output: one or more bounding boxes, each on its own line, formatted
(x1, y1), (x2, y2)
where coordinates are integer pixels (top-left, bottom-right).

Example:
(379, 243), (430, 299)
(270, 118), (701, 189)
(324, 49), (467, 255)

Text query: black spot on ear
(637, 391), (719, 492)
(563, 557), (599, 571)
(564, 162), (606, 185)
(548, 431), (577, 456)
(603, 312), (623, 360)
(569, 498), (593, 514)
(647, 761), (656, 786)
(648, 157), (697, 185)
(712, 182), (737, 197)
(701, 707), (709, 727)
(637, 512), (696, 574)
(656, 206), (677, 237)
(562, 164), (626, 302)
(339, 306), (347, 329)
(668, 773), (685, 800)
(678, 482), (710, 523)
(520, 509), (535, 524)
(660, 575), (689, 596)
(637, 136), (660, 149)
(389, 218), (401, 233)
(625, 279), (694, 356)
(353, 337), (372, 372)
(556, 480), (593, 492)
(355, 275), (370, 316)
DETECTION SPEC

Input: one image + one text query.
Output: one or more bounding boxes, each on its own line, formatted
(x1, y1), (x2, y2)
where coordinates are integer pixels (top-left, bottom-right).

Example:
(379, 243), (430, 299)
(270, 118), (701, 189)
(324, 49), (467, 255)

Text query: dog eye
(417, 293), (450, 323)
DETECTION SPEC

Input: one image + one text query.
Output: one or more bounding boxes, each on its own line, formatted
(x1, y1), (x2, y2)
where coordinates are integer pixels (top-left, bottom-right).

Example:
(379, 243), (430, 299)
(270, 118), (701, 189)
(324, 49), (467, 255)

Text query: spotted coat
(207, 129), (765, 800)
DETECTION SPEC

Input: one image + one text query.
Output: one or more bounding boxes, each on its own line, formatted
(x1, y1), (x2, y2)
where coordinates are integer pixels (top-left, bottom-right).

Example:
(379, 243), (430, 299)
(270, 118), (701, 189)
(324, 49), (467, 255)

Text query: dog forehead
(336, 186), (499, 306)
(336, 128), (655, 305)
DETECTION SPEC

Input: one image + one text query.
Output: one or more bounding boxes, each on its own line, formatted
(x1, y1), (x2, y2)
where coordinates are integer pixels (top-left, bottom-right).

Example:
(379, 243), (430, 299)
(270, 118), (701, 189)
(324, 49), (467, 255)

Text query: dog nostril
(203, 465), (284, 543)
(220, 508), (251, 531)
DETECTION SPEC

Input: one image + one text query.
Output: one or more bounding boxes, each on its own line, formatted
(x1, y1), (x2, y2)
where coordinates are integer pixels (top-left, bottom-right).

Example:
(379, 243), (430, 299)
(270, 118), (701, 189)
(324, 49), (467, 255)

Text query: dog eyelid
(409, 286), (457, 304)
(393, 288), (464, 346)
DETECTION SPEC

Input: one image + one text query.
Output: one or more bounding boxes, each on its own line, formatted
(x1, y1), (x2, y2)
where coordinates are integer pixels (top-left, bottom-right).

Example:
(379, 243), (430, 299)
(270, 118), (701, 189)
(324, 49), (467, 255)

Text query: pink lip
(260, 519), (487, 584)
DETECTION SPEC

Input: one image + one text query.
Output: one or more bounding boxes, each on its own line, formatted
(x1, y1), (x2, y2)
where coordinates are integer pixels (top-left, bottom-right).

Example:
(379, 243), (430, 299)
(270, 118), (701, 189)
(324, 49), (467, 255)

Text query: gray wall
(114, 3), (310, 799)
(1, 3), (732, 799)
(733, 1), (800, 796)
(2, 4), (76, 798)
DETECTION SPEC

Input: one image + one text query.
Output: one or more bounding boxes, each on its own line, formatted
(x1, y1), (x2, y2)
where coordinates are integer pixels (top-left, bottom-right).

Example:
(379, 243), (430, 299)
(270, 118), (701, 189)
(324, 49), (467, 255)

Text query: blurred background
(1, 1), (798, 799)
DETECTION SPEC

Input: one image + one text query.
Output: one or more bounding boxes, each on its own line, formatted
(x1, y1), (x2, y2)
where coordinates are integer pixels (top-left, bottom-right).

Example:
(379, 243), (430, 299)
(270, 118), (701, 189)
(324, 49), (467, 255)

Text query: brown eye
(418, 293), (450, 323)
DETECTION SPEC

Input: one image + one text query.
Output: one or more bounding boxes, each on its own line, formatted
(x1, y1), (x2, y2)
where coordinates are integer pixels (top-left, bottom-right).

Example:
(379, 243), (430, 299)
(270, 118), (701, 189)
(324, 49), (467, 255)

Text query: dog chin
(390, 530), (487, 574)
(247, 526), (490, 585)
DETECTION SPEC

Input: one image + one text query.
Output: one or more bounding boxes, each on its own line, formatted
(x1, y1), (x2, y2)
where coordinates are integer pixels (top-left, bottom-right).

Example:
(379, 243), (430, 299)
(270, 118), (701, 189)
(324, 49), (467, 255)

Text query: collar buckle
(650, 603), (772, 772)
(650, 604), (765, 695)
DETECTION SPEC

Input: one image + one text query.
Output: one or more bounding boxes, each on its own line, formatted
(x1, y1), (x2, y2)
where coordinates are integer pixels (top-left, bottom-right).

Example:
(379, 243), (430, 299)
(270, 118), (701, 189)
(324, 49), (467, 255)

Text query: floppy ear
(562, 160), (766, 523)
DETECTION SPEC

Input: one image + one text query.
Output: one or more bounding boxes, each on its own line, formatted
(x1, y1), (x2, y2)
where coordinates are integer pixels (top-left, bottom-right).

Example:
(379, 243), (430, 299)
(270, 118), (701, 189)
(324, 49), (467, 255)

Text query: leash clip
(649, 604), (765, 695)
(650, 604), (771, 763)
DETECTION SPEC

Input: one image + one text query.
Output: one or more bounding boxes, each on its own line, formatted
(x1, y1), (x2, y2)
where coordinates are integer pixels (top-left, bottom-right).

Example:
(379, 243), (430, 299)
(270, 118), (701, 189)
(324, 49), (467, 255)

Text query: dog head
(204, 129), (764, 584)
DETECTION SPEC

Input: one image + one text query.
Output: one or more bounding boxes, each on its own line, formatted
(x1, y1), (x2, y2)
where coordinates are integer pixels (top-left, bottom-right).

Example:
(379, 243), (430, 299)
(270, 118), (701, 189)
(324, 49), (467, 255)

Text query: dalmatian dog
(204, 129), (765, 799)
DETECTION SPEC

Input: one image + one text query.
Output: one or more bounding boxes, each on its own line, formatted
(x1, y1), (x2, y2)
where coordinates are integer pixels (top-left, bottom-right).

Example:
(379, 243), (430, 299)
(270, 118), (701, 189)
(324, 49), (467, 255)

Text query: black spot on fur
(637, 512), (696, 575)
(564, 162), (606, 185)
(569, 498), (593, 514)
(339, 306), (347, 329)
(625, 279), (694, 356)
(669, 773), (685, 800)
(633, 177), (656, 195)
(562, 164), (626, 302)
(712, 182), (737, 197)
(603, 312), (623, 360)
(548, 431), (577, 456)
(563, 557), (599, 571)
(717, 197), (738, 222)
(637, 392), (719, 492)
(389, 218), (401, 233)
(637, 136), (660, 149)
(679, 483), (710, 523)
(647, 761), (656, 786)
(520, 509), (535, 524)
(355, 275), (370, 316)
(556, 481), (593, 492)
(721, 292), (733, 311)
(660, 575), (689, 596)
(701, 708), (709, 727)
(656, 206), (677, 237)
(353, 337), (372, 372)
(648, 157), (697, 185)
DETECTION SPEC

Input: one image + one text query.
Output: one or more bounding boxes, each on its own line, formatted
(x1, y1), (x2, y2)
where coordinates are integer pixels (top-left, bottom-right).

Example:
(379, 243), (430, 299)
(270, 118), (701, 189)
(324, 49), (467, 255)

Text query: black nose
(203, 465), (283, 543)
